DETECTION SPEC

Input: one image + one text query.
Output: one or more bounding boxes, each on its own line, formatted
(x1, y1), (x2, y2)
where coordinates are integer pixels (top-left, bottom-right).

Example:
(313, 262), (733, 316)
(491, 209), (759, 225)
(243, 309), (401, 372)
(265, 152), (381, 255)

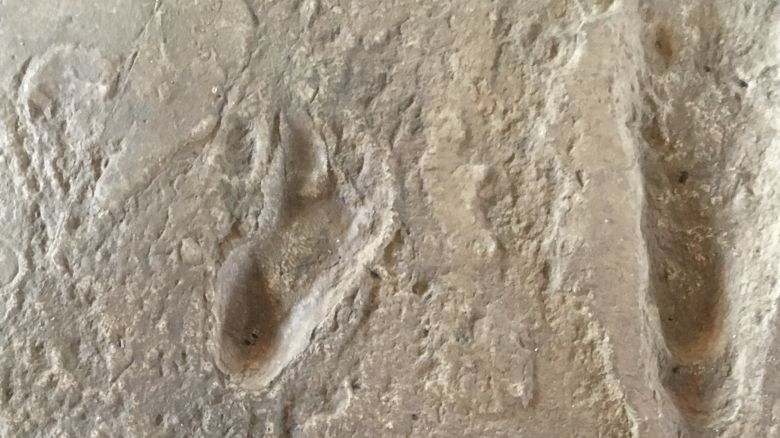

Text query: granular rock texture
(0, 0), (779, 436)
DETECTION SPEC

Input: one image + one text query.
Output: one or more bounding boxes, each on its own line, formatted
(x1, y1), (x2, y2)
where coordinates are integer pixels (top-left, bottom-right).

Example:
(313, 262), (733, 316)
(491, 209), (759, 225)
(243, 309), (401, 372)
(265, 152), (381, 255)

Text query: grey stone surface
(1, 0), (779, 436)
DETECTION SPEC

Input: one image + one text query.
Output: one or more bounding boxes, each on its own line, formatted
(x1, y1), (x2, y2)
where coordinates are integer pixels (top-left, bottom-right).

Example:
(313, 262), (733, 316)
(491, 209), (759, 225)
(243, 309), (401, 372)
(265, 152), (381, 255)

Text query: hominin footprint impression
(210, 109), (395, 390)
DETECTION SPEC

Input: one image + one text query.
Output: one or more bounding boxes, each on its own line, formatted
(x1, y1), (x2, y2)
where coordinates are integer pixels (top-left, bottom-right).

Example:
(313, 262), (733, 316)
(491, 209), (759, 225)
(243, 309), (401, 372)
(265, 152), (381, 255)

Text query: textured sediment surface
(1, 0), (779, 436)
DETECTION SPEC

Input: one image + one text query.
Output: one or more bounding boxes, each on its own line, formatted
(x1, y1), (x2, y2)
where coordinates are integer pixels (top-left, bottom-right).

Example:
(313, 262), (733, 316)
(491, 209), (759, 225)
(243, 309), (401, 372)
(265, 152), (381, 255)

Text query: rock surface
(1, 0), (779, 436)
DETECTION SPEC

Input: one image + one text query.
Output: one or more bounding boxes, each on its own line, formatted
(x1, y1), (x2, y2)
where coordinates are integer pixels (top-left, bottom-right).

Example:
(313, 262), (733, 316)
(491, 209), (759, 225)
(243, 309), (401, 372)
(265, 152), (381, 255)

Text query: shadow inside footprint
(215, 245), (282, 375)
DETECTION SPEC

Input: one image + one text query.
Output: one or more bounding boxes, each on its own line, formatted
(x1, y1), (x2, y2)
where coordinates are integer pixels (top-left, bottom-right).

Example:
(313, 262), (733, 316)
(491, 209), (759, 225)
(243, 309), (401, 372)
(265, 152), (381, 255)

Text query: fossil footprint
(211, 110), (395, 389)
